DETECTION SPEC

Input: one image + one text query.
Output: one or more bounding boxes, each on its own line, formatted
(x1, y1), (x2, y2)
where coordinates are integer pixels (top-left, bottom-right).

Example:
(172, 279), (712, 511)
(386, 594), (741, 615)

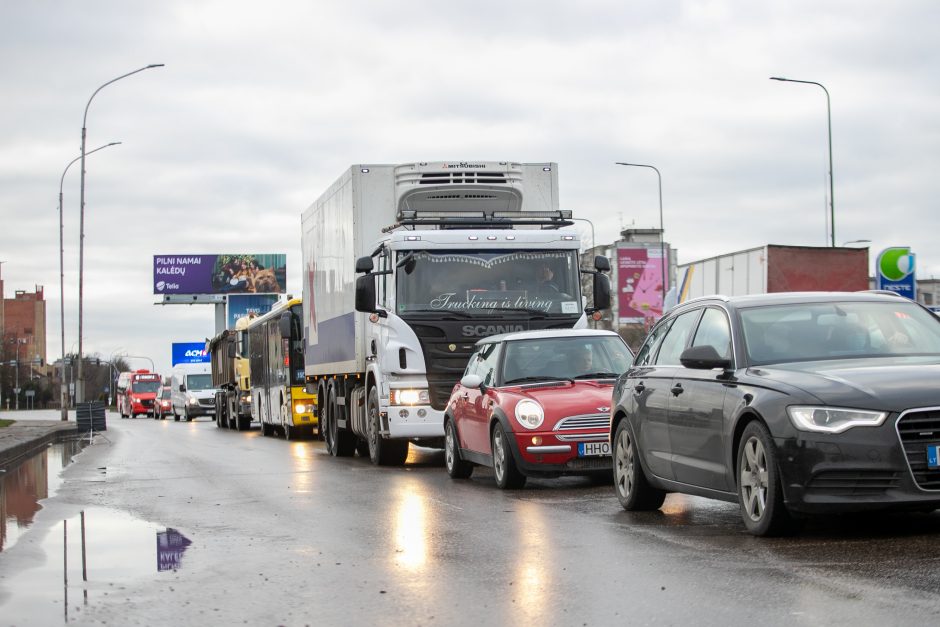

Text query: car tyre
(737, 421), (794, 537)
(367, 387), (408, 466)
(613, 419), (665, 511)
(492, 422), (526, 489)
(444, 418), (473, 479)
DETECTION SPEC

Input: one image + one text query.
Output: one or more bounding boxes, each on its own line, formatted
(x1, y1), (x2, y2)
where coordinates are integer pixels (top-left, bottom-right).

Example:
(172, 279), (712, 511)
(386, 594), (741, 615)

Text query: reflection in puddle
(1, 438), (86, 552)
(0, 506), (193, 624)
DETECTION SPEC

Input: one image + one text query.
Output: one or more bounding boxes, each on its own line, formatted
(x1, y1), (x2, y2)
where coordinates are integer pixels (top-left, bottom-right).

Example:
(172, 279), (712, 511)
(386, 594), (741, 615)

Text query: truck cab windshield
(396, 250), (581, 317)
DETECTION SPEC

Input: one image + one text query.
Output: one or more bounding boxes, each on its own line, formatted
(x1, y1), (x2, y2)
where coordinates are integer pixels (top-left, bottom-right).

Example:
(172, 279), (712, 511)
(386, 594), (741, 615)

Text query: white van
(170, 363), (216, 421)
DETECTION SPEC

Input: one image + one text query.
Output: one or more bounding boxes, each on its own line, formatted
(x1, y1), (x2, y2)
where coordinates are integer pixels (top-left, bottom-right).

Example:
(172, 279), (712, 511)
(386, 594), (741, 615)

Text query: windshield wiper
(573, 372), (620, 380)
(503, 376), (574, 385)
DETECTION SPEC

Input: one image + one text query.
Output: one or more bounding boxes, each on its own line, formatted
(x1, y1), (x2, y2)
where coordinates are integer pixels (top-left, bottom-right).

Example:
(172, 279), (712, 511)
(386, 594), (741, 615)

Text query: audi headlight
(514, 400), (544, 430)
(390, 389), (429, 405)
(787, 406), (888, 434)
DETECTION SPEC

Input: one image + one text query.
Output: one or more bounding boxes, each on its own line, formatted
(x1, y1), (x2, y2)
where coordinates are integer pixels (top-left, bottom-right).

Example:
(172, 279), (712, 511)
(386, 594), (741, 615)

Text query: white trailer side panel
(302, 165), (396, 376)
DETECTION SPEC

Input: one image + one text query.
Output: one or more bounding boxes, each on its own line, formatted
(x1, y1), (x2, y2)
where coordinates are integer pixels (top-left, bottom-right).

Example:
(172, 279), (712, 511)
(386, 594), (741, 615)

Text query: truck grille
(198, 398), (214, 408)
(896, 409), (940, 490)
(410, 324), (476, 411)
(142, 399), (154, 408)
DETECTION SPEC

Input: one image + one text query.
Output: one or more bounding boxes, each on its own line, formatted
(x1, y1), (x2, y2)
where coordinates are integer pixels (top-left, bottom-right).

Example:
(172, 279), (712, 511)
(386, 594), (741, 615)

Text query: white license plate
(578, 442), (611, 457)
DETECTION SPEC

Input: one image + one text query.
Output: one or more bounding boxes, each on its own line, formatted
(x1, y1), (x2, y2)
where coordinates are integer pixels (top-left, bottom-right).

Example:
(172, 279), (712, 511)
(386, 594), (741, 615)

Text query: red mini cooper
(444, 329), (634, 489)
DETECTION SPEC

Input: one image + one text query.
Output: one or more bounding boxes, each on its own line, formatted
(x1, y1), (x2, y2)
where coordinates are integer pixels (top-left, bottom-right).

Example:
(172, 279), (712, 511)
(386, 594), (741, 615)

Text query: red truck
(117, 370), (163, 418)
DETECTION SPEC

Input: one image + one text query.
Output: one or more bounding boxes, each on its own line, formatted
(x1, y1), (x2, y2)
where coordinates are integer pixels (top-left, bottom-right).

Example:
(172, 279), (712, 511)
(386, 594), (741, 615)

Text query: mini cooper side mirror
(460, 374), (483, 389)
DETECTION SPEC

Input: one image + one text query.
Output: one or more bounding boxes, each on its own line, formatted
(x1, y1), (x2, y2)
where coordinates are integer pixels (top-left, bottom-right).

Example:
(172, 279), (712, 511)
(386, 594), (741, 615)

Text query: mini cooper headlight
(514, 400), (544, 430)
(787, 406), (888, 434)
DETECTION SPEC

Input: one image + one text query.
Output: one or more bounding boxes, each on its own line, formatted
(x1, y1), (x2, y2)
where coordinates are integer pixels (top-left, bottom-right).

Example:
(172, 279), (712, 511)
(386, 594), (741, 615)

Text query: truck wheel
(324, 386), (355, 457)
(367, 387), (408, 466)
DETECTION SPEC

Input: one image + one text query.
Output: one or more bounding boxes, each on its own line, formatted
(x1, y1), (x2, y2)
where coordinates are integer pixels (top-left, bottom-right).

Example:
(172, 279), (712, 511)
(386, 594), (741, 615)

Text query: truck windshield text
(397, 250), (581, 317)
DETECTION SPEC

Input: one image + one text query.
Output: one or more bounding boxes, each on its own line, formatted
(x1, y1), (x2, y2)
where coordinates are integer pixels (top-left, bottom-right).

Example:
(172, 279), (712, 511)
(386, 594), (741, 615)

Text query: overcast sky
(2, 1), (939, 376)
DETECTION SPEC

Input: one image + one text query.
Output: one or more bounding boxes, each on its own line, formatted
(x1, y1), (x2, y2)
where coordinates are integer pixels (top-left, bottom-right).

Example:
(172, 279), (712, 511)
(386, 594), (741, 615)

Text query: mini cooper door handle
(671, 383), (684, 396)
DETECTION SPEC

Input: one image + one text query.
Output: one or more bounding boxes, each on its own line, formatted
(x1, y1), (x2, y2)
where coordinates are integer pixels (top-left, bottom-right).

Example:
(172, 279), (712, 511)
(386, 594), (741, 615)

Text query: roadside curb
(0, 421), (80, 471)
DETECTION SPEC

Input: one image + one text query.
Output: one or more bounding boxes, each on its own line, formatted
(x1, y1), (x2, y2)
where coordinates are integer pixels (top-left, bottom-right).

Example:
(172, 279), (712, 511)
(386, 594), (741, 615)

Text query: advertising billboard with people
(152, 254), (286, 295)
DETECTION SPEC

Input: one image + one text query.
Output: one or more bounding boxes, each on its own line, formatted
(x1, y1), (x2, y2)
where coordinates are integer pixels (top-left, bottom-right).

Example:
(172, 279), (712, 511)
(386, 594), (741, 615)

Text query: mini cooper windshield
(501, 335), (634, 384)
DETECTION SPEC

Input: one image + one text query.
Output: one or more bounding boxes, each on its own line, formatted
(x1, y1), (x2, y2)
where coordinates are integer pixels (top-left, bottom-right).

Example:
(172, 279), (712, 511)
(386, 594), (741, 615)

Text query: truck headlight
(787, 406), (887, 434)
(294, 403), (308, 414)
(390, 389), (429, 405)
(514, 400), (544, 430)
(187, 397), (200, 406)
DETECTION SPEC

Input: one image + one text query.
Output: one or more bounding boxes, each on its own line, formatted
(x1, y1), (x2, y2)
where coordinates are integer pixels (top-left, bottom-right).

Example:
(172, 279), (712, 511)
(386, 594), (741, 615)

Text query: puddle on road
(1, 507), (193, 624)
(1, 439), (87, 552)
(1, 441), (193, 624)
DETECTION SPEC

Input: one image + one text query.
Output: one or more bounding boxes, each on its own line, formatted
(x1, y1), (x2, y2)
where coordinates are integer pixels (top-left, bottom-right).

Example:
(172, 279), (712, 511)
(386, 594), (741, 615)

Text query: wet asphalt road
(2, 410), (940, 626)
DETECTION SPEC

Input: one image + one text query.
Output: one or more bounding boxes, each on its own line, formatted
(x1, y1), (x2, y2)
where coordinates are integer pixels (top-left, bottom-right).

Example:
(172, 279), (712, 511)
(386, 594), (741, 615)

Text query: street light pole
(77, 64), (163, 404)
(770, 77), (835, 247)
(615, 162), (667, 305)
(59, 142), (120, 420)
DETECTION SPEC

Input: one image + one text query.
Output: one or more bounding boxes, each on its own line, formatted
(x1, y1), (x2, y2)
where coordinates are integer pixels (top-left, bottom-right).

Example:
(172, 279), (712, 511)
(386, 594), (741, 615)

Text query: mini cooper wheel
(444, 419), (473, 479)
(737, 421), (794, 536)
(491, 423), (526, 489)
(613, 419), (665, 510)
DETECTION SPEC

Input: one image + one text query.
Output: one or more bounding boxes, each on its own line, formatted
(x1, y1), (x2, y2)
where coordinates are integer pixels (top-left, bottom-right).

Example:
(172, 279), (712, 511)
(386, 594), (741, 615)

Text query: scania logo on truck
(444, 162), (487, 169)
(462, 324), (524, 337)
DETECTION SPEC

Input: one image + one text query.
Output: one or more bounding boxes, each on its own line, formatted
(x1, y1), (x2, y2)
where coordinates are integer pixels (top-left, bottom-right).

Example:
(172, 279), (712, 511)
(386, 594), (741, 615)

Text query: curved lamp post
(59, 142), (120, 419)
(615, 162), (667, 305)
(77, 64), (163, 403)
(770, 76), (835, 247)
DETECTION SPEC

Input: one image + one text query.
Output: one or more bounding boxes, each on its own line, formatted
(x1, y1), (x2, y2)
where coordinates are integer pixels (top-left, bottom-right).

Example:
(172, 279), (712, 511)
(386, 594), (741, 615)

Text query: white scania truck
(301, 161), (610, 465)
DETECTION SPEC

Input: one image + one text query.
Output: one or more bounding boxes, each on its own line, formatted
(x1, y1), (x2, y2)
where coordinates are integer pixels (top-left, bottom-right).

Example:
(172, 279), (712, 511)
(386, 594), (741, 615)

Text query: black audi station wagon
(610, 291), (940, 536)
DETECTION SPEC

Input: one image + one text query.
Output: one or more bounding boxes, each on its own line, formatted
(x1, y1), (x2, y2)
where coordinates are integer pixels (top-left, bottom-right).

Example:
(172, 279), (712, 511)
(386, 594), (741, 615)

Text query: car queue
(444, 290), (940, 536)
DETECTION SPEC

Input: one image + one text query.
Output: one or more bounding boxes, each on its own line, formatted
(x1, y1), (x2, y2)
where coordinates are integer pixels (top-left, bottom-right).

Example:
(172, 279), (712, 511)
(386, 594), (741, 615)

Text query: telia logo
(156, 281), (166, 291)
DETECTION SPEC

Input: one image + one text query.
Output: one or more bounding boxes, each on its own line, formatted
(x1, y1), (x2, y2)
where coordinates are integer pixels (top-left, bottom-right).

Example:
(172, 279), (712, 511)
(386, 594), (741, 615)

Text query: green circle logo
(878, 247), (913, 281)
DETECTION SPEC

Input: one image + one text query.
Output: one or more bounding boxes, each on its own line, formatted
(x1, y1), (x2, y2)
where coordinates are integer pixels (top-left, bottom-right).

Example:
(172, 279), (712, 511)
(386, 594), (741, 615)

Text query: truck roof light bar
(383, 209), (574, 232)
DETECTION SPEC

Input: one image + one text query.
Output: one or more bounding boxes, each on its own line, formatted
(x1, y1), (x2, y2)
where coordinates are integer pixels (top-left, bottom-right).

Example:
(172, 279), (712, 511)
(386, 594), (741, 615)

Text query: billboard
(876, 246), (917, 300)
(227, 294), (279, 329)
(618, 245), (668, 324)
(172, 342), (210, 366)
(153, 254), (286, 295)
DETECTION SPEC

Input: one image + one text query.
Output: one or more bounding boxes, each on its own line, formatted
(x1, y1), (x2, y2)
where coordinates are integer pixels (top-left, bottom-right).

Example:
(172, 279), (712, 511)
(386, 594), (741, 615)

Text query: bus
(246, 298), (317, 439)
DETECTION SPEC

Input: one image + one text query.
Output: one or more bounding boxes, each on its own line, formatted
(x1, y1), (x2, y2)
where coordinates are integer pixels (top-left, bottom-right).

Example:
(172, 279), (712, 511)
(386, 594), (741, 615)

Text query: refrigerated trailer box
(677, 244), (869, 303)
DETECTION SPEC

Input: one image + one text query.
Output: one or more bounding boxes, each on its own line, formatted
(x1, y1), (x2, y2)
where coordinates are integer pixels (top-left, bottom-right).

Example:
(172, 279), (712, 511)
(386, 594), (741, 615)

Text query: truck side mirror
(226, 341), (236, 359)
(592, 273), (611, 311)
(355, 256), (374, 273)
(278, 313), (292, 339)
(355, 274), (377, 313)
(178, 384), (185, 392)
(594, 255), (610, 272)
